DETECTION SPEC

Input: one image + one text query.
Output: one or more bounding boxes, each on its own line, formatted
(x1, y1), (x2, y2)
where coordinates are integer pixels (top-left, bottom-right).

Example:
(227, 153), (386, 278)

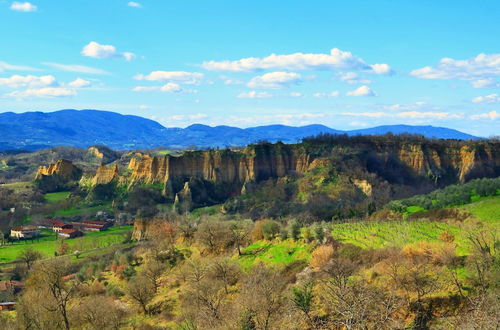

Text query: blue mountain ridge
(0, 109), (478, 151)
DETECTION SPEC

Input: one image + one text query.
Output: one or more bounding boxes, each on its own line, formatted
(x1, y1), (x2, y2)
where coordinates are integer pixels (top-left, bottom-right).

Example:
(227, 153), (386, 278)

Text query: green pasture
(44, 191), (71, 203)
(238, 240), (312, 268)
(0, 226), (132, 263)
(460, 195), (500, 224)
(48, 202), (113, 217)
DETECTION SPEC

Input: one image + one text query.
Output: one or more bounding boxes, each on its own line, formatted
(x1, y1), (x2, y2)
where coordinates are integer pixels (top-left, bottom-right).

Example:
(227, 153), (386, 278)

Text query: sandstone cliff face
(94, 140), (499, 202)
(34, 159), (83, 192)
(35, 159), (82, 182)
(125, 144), (313, 196)
(92, 163), (119, 185)
(87, 146), (104, 160)
(395, 142), (499, 182)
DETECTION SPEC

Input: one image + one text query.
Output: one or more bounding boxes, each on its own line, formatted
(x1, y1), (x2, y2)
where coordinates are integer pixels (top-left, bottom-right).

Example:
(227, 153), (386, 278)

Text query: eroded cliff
(34, 159), (83, 192)
(36, 138), (499, 203)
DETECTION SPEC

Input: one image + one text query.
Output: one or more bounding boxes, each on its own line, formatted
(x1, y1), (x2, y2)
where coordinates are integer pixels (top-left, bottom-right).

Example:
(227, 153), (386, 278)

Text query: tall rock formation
(34, 159), (83, 192)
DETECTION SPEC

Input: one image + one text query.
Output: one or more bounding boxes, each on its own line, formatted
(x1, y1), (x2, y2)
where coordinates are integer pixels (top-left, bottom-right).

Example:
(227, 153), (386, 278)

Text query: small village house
(53, 223), (73, 232)
(0, 302), (15, 311)
(10, 226), (40, 239)
(58, 229), (83, 239)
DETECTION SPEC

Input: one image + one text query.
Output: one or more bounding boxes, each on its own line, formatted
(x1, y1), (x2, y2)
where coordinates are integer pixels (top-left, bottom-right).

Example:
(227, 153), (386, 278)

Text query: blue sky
(0, 0), (499, 136)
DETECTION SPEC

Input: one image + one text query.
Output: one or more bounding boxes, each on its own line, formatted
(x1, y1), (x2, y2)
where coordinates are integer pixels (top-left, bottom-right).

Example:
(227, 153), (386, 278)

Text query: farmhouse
(72, 220), (112, 232)
(10, 226), (40, 239)
(53, 223), (73, 232)
(0, 302), (15, 311)
(58, 229), (83, 239)
(39, 219), (64, 228)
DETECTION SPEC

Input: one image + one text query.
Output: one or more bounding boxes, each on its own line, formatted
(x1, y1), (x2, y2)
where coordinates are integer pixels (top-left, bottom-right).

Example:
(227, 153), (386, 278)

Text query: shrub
(309, 245), (334, 270)
(439, 231), (455, 243)
(262, 220), (281, 240)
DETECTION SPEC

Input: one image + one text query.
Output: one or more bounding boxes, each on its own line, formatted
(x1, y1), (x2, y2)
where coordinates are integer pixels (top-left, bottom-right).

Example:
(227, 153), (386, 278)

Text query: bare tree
(127, 276), (156, 314)
(73, 295), (128, 330)
(140, 260), (167, 293)
(237, 264), (287, 330)
(18, 258), (78, 330)
(210, 257), (240, 294)
(18, 247), (43, 270)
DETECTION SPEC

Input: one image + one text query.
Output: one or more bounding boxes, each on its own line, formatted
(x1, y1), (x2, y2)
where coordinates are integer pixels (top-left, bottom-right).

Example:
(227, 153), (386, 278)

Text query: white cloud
(133, 82), (185, 93)
(0, 74), (57, 88)
(247, 72), (301, 89)
(472, 93), (500, 104)
(410, 53), (500, 87)
(132, 86), (159, 92)
(237, 91), (272, 98)
(68, 78), (91, 88)
(397, 111), (461, 119)
(135, 71), (204, 85)
(81, 41), (135, 61)
(138, 105), (150, 110)
(337, 72), (372, 85)
(342, 112), (387, 118)
(289, 92), (302, 98)
(224, 79), (243, 85)
(470, 111), (499, 120)
(42, 62), (109, 74)
(381, 101), (432, 111)
(471, 78), (499, 89)
(10, 2), (37, 12)
(5, 87), (76, 99)
(346, 85), (375, 97)
(127, 1), (142, 8)
(341, 111), (461, 120)
(313, 91), (339, 98)
(160, 82), (183, 93)
(202, 48), (392, 74)
(0, 61), (38, 72)
(43, 62), (108, 74)
(168, 113), (208, 121)
(224, 112), (326, 126)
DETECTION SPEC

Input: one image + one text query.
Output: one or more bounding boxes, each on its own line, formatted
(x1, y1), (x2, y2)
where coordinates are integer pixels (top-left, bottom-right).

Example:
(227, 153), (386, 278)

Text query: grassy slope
(238, 240), (312, 269)
(331, 195), (500, 255)
(0, 226), (131, 263)
(460, 195), (500, 224)
(48, 202), (113, 217)
(44, 191), (71, 203)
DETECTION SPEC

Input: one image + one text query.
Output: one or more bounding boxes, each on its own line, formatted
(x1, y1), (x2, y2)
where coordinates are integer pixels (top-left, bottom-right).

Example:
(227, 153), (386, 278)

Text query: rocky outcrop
(35, 159), (82, 181)
(92, 163), (119, 185)
(87, 146), (104, 160)
(394, 142), (499, 182)
(34, 159), (83, 192)
(124, 143), (312, 198)
(85, 139), (500, 205)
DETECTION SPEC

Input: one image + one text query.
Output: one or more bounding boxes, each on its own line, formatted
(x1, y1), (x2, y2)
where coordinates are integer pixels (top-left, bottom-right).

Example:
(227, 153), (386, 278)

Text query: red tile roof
(11, 226), (38, 231)
(59, 229), (78, 234)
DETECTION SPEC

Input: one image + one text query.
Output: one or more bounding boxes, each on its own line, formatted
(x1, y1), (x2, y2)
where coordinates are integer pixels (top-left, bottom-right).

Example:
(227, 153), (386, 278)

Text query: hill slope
(0, 109), (478, 151)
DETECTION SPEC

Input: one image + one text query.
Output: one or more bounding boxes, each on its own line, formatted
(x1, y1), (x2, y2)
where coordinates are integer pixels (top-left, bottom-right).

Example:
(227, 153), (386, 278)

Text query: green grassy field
(44, 191), (71, 203)
(238, 240), (312, 268)
(460, 195), (500, 224)
(332, 195), (499, 255)
(0, 226), (132, 263)
(48, 202), (113, 217)
(331, 220), (469, 251)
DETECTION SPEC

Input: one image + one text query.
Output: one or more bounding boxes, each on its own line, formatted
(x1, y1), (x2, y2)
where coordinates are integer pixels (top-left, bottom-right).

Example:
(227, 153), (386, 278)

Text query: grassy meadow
(0, 226), (132, 263)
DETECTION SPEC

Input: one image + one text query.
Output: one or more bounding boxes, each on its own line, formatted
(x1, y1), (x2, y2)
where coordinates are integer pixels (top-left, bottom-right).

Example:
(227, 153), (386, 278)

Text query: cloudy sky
(0, 0), (499, 136)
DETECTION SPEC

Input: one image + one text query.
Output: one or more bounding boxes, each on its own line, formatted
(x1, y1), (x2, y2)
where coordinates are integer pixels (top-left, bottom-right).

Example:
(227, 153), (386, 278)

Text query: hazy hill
(0, 109), (478, 151)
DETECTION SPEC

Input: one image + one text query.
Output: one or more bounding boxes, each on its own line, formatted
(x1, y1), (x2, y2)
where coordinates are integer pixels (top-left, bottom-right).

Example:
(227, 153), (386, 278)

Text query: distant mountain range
(0, 109), (479, 151)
